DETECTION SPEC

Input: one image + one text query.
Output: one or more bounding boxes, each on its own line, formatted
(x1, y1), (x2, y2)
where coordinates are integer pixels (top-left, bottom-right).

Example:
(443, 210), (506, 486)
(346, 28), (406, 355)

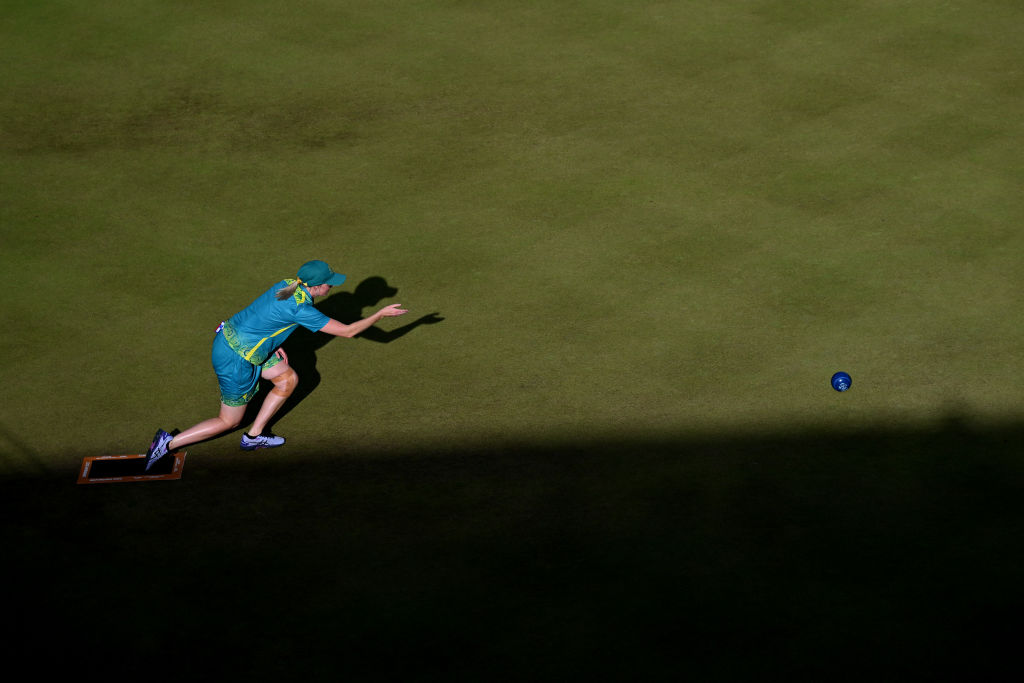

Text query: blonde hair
(275, 278), (307, 301)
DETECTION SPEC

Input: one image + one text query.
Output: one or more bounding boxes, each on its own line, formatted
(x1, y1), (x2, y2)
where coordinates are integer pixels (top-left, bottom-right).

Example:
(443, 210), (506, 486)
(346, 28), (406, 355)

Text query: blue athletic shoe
(145, 429), (174, 471)
(240, 433), (286, 451)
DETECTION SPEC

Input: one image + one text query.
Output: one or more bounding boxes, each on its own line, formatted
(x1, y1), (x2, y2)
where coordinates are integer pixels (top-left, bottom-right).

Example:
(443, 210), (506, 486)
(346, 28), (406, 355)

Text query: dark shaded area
(85, 454), (176, 479)
(0, 419), (48, 475)
(243, 276), (443, 432)
(4, 418), (1023, 681)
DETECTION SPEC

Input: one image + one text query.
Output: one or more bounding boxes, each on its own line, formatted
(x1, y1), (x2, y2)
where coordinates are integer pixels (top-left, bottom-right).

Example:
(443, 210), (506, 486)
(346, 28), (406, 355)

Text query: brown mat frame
(77, 452), (187, 484)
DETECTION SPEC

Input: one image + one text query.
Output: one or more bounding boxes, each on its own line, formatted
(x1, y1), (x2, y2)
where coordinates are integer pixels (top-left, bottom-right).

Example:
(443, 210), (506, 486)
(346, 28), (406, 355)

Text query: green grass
(2, 0), (1022, 470)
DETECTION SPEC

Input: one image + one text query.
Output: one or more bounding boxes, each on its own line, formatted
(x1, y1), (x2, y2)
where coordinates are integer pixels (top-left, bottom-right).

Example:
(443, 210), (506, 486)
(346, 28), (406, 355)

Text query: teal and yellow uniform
(212, 279), (330, 406)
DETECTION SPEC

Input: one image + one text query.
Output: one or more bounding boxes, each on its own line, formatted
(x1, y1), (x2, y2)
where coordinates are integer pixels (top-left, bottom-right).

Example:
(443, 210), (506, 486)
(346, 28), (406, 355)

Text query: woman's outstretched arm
(319, 303), (408, 338)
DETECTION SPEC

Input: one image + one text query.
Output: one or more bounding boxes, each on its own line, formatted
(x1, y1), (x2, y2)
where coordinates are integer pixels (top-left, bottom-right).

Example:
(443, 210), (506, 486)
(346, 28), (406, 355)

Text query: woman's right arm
(319, 304), (408, 338)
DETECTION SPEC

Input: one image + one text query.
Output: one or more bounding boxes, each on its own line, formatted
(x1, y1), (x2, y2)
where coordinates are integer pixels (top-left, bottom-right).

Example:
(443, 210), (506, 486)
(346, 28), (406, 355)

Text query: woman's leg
(247, 360), (298, 437)
(168, 403), (247, 450)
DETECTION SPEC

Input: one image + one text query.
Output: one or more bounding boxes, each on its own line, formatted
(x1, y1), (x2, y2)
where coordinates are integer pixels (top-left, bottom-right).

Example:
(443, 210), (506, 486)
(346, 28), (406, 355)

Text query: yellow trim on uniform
(284, 279), (311, 305)
(244, 323), (298, 362)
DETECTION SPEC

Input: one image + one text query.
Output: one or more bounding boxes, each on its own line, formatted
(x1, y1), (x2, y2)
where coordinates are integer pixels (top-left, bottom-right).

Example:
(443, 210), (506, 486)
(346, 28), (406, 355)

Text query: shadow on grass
(4, 417), (1022, 681)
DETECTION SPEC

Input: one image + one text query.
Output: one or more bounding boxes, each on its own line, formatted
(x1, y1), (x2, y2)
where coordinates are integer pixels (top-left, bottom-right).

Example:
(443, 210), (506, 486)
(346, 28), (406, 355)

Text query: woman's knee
(269, 367), (299, 398)
(219, 405), (246, 429)
(222, 415), (244, 430)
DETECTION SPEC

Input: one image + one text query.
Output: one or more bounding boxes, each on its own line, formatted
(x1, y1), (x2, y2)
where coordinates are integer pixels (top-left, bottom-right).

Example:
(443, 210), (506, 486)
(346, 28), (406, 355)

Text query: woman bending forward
(144, 259), (407, 470)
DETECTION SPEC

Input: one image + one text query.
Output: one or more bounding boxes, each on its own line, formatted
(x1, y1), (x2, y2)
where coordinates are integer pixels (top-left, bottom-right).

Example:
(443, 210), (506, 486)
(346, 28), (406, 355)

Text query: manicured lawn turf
(2, 0), (1023, 678)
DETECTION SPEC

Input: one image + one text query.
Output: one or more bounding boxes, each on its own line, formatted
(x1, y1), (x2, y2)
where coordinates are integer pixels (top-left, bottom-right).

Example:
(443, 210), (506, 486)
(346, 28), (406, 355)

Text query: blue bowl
(831, 372), (852, 392)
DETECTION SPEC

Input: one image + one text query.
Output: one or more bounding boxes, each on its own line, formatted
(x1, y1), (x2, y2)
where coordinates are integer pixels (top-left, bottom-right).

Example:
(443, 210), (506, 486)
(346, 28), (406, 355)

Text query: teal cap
(297, 260), (346, 287)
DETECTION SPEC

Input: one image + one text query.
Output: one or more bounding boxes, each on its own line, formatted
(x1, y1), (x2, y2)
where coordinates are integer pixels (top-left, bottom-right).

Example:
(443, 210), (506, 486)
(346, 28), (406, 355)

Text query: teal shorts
(211, 332), (283, 407)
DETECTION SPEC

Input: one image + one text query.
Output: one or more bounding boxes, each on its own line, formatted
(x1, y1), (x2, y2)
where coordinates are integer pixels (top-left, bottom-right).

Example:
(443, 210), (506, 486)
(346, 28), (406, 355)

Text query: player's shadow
(244, 276), (443, 432)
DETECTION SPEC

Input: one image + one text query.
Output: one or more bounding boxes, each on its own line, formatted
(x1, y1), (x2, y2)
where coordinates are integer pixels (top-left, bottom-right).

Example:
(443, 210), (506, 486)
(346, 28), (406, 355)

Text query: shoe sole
(145, 430), (169, 471)
(240, 442), (285, 451)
